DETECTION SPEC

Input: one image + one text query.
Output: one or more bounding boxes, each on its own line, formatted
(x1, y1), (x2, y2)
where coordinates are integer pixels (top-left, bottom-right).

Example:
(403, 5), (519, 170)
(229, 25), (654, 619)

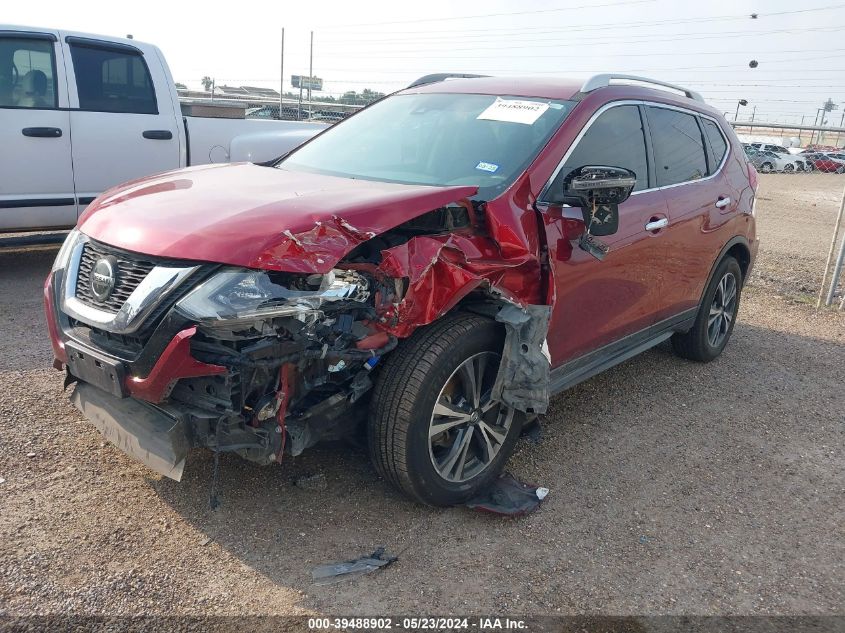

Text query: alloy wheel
(708, 272), (738, 348)
(428, 352), (515, 483)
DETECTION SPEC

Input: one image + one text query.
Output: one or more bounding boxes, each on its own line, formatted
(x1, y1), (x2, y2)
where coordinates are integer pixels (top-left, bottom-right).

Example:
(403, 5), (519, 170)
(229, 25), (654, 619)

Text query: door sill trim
(549, 309), (697, 395)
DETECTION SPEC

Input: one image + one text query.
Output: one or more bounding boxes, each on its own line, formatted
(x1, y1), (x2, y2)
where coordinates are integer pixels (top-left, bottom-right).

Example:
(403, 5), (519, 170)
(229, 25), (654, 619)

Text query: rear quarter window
(701, 118), (728, 172)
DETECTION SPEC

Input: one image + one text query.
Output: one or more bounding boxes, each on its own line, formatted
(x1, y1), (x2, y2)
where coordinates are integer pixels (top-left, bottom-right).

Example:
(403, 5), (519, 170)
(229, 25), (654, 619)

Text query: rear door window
(547, 104), (649, 201)
(69, 42), (156, 114)
(647, 106), (708, 187)
(701, 118), (728, 171)
(0, 37), (57, 108)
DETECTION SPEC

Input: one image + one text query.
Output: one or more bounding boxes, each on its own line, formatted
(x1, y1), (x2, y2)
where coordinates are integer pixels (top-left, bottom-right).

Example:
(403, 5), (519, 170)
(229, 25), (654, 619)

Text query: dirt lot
(0, 174), (843, 620)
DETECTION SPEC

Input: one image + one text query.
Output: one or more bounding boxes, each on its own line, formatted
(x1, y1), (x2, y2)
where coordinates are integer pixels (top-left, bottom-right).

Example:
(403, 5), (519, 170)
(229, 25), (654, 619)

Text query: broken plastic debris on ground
(311, 547), (398, 585)
(464, 473), (549, 516)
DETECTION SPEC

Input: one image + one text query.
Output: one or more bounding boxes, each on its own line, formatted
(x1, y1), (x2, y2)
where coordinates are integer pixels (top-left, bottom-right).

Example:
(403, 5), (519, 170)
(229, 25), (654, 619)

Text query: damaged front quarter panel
(166, 190), (554, 468)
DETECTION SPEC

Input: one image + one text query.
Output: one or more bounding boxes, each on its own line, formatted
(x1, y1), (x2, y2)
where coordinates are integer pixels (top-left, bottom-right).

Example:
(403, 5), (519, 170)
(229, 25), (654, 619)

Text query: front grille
(75, 241), (157, 313)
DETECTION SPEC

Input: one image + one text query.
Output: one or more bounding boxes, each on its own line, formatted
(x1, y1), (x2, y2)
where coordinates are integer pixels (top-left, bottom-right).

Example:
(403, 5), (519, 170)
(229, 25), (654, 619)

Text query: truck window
(0, 37), (57, 108)
(69, 43), (157, 114)
(647, 106), (708, 187)
(547, 104), (649, 200)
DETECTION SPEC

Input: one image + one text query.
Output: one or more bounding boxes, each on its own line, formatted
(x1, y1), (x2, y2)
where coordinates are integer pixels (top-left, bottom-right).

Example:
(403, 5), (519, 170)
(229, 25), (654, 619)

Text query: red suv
(45, 73), (758, 506)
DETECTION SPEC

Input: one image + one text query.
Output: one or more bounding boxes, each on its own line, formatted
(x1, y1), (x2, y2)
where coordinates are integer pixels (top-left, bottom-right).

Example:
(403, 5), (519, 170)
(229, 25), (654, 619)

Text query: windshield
(279, 93), (576, 200)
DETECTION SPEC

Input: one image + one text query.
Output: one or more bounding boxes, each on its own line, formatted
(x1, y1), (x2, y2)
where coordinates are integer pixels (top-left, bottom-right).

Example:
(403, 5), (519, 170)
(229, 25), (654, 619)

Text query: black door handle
(22, 127), (62, 138)
(142, 130), (173, 140)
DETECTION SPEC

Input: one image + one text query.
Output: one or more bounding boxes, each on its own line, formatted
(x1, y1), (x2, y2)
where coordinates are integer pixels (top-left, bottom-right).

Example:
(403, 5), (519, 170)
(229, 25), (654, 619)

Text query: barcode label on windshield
(477, 97), (549, 125)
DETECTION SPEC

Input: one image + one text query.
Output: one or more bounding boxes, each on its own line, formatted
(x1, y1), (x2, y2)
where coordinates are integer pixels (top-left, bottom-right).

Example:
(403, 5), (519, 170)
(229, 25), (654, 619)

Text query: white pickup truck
(0, 25), (326, 231)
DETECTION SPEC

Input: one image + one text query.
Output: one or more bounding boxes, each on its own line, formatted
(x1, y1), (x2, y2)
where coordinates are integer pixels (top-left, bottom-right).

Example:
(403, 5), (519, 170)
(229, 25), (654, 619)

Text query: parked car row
(742, 143), (845, 173)
(246, 105), (351, 123)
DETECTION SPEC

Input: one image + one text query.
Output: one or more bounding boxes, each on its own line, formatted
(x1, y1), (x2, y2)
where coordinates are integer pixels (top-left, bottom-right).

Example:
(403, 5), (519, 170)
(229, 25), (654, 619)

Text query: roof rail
(407, 73), (490, 89)
(580, 74), (704, 102)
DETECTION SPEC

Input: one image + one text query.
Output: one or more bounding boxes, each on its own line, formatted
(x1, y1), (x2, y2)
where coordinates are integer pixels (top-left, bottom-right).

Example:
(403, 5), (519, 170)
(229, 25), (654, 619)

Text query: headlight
(175, 268), (369, 323)
(51, 229), (82, 273)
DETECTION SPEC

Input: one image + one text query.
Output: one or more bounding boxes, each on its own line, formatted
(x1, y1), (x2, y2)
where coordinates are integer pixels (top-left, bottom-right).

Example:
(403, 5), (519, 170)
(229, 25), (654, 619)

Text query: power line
(314, 47), (845, 59)
(320, 0), (656, 29)
(319, 24), (844, 46)
(320, 3), (845, 33)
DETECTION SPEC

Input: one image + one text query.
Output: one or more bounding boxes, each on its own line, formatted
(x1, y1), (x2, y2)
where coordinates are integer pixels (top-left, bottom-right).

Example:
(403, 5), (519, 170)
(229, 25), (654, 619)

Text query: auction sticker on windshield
(477, 97), (549, 125)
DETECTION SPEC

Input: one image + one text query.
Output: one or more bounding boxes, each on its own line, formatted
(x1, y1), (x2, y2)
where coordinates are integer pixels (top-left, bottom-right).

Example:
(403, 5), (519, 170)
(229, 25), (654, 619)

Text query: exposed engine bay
(153, 206), (480, 466)
(175, 267), (392, 464)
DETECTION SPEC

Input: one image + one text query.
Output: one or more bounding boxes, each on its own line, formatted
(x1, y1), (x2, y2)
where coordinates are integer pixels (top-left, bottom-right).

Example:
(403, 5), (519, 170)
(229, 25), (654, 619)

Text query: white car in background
(743, 145), (806, 173)
(747, 143), (807, 172)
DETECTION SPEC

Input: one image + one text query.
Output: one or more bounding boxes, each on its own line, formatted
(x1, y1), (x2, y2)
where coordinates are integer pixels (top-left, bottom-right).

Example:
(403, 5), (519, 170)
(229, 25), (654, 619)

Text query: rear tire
(672, 257), (742, 362)
(368, 313), (522, 506)
(760, 162), (774, 173)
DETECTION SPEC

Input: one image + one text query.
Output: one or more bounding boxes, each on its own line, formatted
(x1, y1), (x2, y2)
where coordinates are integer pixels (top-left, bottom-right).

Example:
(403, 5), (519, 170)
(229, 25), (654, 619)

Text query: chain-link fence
(177, 80), (375, 123)
(727, 120), (845, 309)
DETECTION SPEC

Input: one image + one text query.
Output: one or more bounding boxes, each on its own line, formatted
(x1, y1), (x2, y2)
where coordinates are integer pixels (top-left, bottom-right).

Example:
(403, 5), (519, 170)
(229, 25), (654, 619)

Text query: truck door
(61, 35), (181, 213)
(0, 30), (76, 230)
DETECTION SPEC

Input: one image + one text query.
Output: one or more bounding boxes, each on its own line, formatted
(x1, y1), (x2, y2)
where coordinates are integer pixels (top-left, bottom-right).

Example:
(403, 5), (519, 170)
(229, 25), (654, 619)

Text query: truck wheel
(672, 256), (742, 362)
(368, 313), (522, 506)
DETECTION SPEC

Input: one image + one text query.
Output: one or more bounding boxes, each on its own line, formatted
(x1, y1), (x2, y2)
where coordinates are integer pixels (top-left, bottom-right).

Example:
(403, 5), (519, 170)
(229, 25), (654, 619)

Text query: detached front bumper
(71, 382), (190, 480)
(44, 267), (231, 479)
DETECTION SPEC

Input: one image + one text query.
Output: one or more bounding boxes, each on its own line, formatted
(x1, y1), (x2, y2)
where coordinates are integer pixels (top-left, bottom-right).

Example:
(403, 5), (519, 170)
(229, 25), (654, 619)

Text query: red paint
(356, 331), (390, 350)
(274, 364), (293, 463)
(125, 326), (226, 403)
(811, 156), (845, 173)
(43, 274), (67, 365)
(79, 163), (477, 274)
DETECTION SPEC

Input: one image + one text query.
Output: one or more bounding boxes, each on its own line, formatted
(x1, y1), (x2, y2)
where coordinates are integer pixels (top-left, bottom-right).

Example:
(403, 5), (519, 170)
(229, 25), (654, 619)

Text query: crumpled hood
(79, 163), (477, 273)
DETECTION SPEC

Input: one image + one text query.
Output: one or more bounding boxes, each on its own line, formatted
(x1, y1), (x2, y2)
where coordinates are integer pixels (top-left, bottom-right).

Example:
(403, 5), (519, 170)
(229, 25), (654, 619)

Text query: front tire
(672, 257), (742, 362)
(368, 313), (522, 506)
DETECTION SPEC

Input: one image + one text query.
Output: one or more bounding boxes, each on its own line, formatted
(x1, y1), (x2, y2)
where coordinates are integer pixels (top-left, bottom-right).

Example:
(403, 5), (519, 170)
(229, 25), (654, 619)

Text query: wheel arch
(699, 236), (751, 308)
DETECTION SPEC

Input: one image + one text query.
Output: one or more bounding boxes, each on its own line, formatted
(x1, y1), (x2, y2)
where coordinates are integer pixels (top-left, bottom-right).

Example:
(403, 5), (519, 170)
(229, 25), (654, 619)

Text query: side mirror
(562, 165), (637, 237)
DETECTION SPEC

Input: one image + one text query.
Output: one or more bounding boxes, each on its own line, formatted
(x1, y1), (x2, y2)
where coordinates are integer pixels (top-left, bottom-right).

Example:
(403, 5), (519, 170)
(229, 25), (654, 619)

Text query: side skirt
(549, 309), (697, 395)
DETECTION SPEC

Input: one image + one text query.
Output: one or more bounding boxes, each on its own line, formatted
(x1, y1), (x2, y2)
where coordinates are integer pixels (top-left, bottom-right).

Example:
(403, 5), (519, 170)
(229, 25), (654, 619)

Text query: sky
(5, 0), (845, 124)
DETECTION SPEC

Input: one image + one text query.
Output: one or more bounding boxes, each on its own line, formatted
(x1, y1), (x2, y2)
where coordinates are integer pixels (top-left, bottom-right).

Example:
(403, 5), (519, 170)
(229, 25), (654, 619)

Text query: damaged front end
(165, 266), (394, 467)
(53, 193), (554, 483)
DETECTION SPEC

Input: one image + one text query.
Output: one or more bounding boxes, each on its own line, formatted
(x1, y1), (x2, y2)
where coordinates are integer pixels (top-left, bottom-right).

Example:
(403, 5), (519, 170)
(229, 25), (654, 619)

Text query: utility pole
(308, 31), (314, 118)
(811, 108), (822, 145)
(734, 99), (748, 122)
(279, 28), (285, 119)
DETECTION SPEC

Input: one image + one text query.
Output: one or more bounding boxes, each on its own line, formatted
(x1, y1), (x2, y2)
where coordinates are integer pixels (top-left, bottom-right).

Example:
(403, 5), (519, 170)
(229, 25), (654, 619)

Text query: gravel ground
(0, 175), (843, 620)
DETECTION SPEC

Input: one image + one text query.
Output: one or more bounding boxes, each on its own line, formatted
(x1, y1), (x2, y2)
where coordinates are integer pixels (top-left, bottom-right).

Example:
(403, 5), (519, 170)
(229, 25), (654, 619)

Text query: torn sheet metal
(311, 547), (398, 585)
(375, 233), (540, 338)
(491, 303), (552, 414)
